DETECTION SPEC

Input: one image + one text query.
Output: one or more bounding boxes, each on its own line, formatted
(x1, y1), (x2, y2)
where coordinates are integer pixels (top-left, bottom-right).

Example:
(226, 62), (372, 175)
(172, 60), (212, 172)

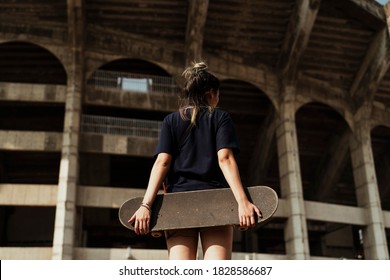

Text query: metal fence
(81, 115), (162, 138)
(87, 70), (181, 95)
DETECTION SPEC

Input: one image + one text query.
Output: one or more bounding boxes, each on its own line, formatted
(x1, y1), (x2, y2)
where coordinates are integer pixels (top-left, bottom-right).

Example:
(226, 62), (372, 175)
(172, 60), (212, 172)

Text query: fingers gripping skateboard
(128, 218), (163, 237)
(235, 211), (264, 231)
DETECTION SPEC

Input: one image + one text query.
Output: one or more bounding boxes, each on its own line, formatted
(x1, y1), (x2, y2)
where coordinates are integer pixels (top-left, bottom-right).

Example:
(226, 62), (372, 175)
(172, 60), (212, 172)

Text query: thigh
(200, 225), (233, 260)
(165, 228), (199, 260)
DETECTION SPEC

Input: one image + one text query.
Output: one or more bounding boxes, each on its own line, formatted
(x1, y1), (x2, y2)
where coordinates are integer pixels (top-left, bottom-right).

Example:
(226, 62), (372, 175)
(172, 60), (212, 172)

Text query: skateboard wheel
(151, 231), (163, 238)
(234, 225), (248, 231)
(237, 226), (248, 231)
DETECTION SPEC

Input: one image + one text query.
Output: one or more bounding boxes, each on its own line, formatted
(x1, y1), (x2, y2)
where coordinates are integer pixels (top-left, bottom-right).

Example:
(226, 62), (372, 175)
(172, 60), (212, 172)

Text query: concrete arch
(83, 57), (181, 112)
(203, 55), (279, 106)
(85, 58), (182, 96)
(0, 40), (68, 84)
(371, 105), (390, 130)
(86, 56), (181, 81)
(220, 78), (268, 94)
(220, 78), (278, 112)
(295, 97), (354, 132)
(0, 39), (68, 73)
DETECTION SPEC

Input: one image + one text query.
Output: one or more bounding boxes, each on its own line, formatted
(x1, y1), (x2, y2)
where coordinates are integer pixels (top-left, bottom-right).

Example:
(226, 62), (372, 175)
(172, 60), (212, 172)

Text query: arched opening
(296, 102), (355, 205)
(85, 58), (178, 118)
(0, 42), (65, 186)
(0, 41), (66, 85)
(0, 42), (66, 132)
(296, 102), (362, 259)
(79, 59), (179, 250)
(80, 58), (178, 189)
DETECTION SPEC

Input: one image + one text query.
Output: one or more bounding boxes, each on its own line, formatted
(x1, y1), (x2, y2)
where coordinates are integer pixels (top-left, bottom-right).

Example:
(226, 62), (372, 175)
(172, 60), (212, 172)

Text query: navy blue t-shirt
(155, 108), (239, 193)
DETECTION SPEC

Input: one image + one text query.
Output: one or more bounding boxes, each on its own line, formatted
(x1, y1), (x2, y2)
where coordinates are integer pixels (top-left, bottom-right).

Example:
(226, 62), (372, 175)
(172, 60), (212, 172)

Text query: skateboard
(118, 185), (278, 237)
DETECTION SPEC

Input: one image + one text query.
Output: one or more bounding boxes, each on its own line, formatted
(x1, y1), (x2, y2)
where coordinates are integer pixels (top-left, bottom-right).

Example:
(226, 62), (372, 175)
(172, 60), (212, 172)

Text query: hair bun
(192, 62), (208, 73)
(182, 61), (208, 80)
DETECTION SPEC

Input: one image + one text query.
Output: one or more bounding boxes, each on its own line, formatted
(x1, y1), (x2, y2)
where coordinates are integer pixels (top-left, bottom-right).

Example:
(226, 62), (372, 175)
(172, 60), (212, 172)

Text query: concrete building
(0, 0), (389, 260)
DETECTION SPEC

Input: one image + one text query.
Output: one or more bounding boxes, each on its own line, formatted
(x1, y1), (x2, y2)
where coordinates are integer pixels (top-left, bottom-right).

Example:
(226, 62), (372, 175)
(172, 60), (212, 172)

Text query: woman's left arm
(217, 148), (262, 227)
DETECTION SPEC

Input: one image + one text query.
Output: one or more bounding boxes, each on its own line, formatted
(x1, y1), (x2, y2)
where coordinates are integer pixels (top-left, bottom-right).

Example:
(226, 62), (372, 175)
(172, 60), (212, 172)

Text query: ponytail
(180, 61), (220, 125)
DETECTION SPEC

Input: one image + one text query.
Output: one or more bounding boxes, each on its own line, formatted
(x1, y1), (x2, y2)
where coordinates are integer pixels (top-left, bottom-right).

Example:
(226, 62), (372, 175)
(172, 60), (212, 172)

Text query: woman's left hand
(128, 206), (151, 235)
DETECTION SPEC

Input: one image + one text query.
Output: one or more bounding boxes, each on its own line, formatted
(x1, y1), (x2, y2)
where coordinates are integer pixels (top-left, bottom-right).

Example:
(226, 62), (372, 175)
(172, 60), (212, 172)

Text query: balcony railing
(87, 70), (181, 95)
(81, 115), (162, 138)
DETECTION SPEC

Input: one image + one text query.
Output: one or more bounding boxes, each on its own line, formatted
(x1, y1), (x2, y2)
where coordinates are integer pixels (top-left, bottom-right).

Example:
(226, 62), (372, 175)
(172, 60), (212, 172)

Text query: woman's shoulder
(214, 108), (229, 114)
(163, 111), (187, 129)
(164, 111), (181, 121)
(213, 108), (232, 120)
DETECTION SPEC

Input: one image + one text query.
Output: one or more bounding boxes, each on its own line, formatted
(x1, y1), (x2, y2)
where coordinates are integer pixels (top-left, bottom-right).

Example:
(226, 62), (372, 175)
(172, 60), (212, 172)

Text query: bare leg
(200, 226), (233, 260)
(165, 228), (199, 260)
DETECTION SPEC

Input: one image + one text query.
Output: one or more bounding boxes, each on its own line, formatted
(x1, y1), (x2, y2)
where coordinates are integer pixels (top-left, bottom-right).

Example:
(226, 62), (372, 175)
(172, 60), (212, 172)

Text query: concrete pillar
(350, 110), (389, 259)
(185, 0), (209, 65)
(276, 95), (310, 259)
(52, 0), (84, 259)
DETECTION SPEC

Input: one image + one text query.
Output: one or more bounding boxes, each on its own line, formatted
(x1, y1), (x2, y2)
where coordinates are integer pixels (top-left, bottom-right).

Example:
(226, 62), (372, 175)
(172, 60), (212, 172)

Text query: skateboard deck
(118, 185), (278, 237)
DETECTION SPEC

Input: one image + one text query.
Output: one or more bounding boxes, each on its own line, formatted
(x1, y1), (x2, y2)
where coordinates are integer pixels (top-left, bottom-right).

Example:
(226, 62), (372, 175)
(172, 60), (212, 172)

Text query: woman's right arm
(129, 152), (172, 234)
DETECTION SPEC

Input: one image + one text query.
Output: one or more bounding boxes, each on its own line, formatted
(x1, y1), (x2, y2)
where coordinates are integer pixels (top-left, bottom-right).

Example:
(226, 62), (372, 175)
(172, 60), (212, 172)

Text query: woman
(129, 62), (261, 260)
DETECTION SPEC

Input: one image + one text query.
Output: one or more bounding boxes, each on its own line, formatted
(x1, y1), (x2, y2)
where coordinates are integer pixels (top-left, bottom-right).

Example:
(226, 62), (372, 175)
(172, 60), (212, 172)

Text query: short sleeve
(155, 116), (175, 156)
(215, 113), (240, 153)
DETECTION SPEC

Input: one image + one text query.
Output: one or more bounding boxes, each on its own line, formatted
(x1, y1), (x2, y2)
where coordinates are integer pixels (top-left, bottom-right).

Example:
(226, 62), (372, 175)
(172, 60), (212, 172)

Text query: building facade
(0, 0), (389, 260)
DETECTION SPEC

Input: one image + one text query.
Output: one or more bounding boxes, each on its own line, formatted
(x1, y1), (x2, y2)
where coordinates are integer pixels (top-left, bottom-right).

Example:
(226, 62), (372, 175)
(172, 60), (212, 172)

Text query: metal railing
(81, 115), (162, 138)
(87, 70), (181, 95)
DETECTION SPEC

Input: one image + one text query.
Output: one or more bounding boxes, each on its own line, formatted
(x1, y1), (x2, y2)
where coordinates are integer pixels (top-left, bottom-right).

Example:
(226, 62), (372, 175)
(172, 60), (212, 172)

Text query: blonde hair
(180, 61), (220, 125)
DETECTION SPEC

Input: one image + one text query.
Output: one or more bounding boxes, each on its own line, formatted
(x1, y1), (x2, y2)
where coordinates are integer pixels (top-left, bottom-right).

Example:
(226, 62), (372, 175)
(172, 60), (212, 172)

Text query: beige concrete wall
(84, 87), (177, 112)
(80, 134), (157, 156)
(0, 131), (62, 151)
(0, 130), (157, 155)
(0, 247), (53, 260)
(0, 82), (66, 103)
(0, 184), (150, 208)
(0, 184), (57, 206)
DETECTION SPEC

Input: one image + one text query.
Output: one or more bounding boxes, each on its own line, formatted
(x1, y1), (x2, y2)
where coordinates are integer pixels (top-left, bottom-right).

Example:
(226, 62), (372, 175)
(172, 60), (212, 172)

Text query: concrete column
(185, 0), (209, 65)
(52, 0), (84, 259)
(350, 110), (389, 259)
(276, 96), (310, 259)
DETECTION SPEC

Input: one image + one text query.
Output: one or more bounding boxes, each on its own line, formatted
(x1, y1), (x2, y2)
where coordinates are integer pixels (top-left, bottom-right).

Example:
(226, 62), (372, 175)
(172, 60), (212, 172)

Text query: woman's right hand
(128, 153), (171, 235)
(128, 206), (151, 235)
(238, 200), (262, 228)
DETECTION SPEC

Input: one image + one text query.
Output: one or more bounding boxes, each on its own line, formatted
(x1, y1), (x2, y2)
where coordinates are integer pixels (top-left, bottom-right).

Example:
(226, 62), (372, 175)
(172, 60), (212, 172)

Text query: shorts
(164, 226), (232, 240)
